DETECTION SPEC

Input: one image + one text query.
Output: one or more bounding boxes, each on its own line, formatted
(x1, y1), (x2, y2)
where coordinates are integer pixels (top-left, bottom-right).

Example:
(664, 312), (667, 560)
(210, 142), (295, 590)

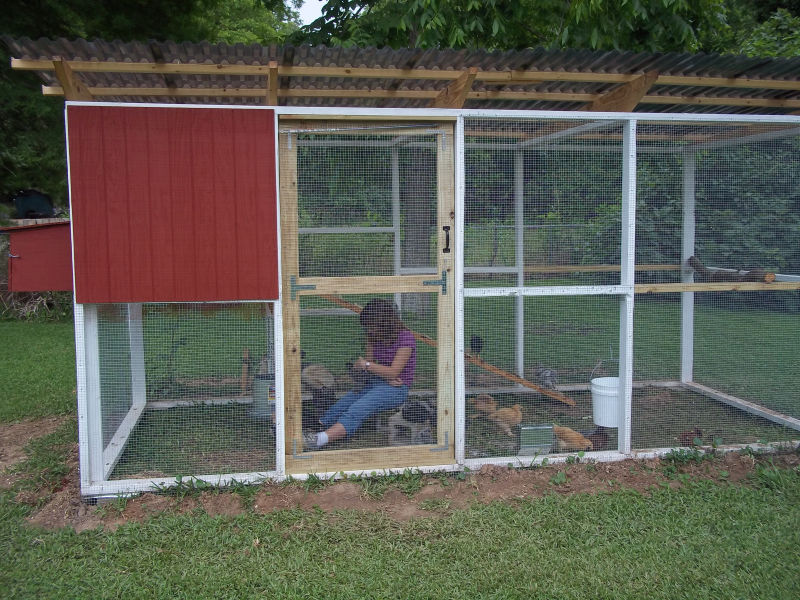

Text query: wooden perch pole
(320, 294), (576, 407)
(688, 256), (776, 283)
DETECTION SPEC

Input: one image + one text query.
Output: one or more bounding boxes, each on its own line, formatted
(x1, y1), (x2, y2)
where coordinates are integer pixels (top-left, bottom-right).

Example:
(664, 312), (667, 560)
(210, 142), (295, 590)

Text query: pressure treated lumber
(320, 294), (576, 407)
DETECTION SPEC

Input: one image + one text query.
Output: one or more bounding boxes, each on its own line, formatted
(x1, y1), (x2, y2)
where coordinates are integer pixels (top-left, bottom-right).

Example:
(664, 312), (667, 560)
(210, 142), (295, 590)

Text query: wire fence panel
(464, 117), (625, 287)
(102, 302), (276, 480)
(295, 123), (441, 278)
(464, 295), (621, 459)
(631, 124), (800, 450)
(293, 293), (440, 460)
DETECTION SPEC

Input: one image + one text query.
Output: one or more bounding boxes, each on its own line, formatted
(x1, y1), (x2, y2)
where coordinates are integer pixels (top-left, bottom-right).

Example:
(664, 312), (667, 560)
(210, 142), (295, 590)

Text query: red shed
(1, 220), (73, 292)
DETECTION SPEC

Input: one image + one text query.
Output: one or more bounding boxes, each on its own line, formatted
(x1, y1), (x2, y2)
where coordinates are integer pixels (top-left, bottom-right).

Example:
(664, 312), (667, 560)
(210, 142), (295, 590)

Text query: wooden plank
(279, 133), (304, 454)
(635, 281), (800, 293)
(587, 70), (659, 112)
(52, 59), (92, 100)
(436, 122), (456, 457)
(297, 275), (437, 295)
(285, 445), (451, 475)
(40, 83), (800, 110)
(431, 68), (477, 109)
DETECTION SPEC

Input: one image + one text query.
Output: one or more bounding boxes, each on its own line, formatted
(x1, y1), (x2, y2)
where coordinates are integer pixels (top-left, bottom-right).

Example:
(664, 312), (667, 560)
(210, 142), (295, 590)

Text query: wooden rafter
(586, 70), (659, 112)
(431, 67), (477, 108)
(267, 60), (279, 106)
(51, 59), (92, 101)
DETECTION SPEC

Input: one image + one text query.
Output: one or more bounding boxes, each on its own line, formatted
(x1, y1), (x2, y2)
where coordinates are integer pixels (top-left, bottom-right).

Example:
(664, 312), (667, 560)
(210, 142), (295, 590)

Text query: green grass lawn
(2, 319), (799, 599)
(0, 321), (76, 421)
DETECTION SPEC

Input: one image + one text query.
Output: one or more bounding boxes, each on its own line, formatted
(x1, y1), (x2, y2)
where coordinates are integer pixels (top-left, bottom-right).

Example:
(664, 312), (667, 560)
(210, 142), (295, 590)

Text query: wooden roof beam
(585, 70), (658, 112)
(52, 59), (92, 101)
(39, 84), (800, 110)
(12, 58), (800, 91)
(431, 67), (477, 108)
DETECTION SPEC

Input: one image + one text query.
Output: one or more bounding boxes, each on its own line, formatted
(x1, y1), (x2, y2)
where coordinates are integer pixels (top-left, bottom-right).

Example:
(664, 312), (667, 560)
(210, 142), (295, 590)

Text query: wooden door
(279, 119), (455, 474)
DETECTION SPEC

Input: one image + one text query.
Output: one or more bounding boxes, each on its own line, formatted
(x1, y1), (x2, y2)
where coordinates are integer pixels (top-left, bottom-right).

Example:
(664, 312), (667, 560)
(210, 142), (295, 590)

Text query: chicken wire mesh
(464, 295), (621, 458)
(294, 123), (442, 278)
(94, 302), (277, 480)
(464, 117), (625, 287)
(631, 123), (800, 450)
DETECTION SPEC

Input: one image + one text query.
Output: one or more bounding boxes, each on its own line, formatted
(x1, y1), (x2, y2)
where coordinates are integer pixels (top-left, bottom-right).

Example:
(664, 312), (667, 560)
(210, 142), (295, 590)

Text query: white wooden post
(78, 303), (104, 486)
(618, 120), (637, 454)
(514, 151), (526, 381)
(128, 303), (146, 408)
(680, 152), (696, 383)
(454, 116), (466, 465)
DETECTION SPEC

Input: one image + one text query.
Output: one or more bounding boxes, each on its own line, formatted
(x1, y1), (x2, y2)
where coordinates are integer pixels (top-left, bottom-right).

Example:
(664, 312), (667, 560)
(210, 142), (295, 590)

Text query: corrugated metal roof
(3, 37), (800, 114)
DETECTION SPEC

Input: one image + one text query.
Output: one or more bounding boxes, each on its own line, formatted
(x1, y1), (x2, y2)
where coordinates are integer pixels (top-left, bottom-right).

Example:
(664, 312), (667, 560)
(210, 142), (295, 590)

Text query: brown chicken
(487, 404), (523, 436)
(553, 425), (594, 452)
(470, 394), (498, 414)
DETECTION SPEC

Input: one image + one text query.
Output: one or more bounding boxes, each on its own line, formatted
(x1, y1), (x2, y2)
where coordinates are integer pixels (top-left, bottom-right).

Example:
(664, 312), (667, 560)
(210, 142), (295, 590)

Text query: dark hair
(360, 298), (404, 345)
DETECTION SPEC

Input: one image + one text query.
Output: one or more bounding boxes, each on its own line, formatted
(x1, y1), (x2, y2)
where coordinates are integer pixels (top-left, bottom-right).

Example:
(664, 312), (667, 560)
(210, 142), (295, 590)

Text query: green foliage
(300, 0), (733, 52)
(739, 8), (800, 57)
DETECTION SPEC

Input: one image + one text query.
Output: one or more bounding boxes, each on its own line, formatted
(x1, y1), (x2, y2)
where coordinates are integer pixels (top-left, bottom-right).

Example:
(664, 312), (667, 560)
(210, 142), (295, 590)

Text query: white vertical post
(514, 151), (525, 380)
(618, 120), (637, 455)
(80, 304), (105, 485)
(680, 152), (696, 383)
(392, 147), (402, 311)
(454, 116), (466, 465)
(74, 303), (92, 493)
(128, 303), (146, 408)
(272, 300), (285, 476)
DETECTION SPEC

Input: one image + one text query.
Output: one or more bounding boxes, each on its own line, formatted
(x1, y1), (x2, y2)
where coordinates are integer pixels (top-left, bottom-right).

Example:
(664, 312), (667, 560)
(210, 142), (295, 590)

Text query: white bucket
(590, 377), (620, 428)
(251, 375), (275, 420)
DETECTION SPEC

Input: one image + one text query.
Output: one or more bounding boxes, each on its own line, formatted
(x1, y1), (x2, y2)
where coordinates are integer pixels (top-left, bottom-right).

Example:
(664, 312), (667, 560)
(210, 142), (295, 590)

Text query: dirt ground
(3, 417), (798, 534)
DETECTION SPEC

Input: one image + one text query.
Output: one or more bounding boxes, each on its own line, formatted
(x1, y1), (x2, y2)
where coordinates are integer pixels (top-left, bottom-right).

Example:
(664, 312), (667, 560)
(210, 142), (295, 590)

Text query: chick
(678, 428), (703, 447)
(470, 393), (497, 414)
(535, 367), (558, 390)
(487, 404), (523, 436)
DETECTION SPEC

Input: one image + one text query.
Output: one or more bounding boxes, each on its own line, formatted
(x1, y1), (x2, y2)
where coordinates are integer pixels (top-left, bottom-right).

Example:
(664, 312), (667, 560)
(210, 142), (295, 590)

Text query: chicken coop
(5, 38), (799, 498)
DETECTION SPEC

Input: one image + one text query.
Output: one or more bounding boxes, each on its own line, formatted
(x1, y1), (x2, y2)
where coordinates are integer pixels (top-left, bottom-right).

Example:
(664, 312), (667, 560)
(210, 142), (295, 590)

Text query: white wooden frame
(66, 102), (800, 497)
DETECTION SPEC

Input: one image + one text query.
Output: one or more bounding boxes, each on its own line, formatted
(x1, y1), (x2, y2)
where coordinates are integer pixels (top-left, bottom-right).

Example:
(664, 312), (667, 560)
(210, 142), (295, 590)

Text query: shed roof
(4, 37), (800, 114)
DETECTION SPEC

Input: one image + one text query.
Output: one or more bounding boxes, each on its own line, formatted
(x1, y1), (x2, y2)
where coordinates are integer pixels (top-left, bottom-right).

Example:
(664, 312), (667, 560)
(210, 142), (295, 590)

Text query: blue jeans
(321, 376), (408, 437)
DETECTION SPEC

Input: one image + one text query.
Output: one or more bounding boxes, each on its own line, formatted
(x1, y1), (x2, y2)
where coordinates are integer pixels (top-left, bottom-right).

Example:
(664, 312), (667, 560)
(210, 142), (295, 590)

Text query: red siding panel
(67, 106), (278, 303)
(5, 223), (73, 292)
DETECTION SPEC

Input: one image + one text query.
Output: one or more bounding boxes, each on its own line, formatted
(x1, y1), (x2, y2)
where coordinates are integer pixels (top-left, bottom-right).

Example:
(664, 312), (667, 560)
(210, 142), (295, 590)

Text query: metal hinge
(423, 270), (447, 295)
(290, 276), (317, 300)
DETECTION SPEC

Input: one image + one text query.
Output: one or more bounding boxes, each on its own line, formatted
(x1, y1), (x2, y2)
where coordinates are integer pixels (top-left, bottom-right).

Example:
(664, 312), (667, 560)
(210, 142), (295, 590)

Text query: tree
(297, 0), (732, 52)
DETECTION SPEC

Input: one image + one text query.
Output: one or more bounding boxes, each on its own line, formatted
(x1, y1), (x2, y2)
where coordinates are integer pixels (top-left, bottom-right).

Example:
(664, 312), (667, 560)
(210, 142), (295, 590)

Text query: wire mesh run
(93, 302), (277, 480)
(464, 117), (625, 287)
(464, 295), (621, 459)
